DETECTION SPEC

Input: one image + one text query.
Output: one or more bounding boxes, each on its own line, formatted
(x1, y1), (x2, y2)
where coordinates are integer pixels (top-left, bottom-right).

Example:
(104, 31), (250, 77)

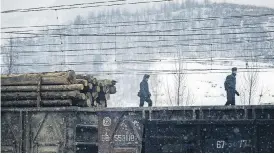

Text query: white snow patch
(107, 59), (274, 107)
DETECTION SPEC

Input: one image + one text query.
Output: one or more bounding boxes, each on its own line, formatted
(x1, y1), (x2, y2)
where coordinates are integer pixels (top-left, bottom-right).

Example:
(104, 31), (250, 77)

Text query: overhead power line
(74, 70), (274, 75)
(1, 0), (171, 13)
(2, 29), (274, 39)
(2, 44), (273, 56)
(1, 56), (273, 66)
(1, 38), (273, 54)
(1, 0), (125, 13)
(1, 63), (273, 75)
(2, 35), (271, 48)
(2, 22), (274, 36)
(1, 65), (272, 75)
(2, 13), (273, 30)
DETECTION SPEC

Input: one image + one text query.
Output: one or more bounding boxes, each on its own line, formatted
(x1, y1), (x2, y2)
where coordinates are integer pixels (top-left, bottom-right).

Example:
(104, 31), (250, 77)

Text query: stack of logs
(1, 70), (117, 107)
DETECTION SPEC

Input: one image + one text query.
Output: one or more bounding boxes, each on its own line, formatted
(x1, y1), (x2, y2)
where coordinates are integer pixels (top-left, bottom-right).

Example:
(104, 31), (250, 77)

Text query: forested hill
(1, 0), (274, 74)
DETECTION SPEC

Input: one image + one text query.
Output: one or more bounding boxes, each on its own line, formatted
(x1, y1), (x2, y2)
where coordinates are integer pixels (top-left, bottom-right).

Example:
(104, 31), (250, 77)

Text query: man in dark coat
(138, 74), (152, 107)
(224, 67), (240, 105)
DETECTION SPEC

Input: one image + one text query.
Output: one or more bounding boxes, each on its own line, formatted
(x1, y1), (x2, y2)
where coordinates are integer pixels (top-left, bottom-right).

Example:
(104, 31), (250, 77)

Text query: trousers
(225, 89), (235, 106)
(140, 97), (152, 107)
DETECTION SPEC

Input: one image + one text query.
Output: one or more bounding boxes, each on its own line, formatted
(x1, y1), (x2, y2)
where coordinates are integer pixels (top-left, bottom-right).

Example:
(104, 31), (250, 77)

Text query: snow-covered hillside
(1, 1), (274, 107)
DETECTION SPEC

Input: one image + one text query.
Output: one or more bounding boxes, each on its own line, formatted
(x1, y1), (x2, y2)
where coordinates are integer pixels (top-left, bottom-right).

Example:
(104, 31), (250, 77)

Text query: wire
(3, 23), (274, 37)
(1, 64), (273, 75)
(1, 67), (272, 75)
(2, 28), (274, 39)
(1, 56), (273, 66)
(1, 53), (273, 60)
(2, 17), (274, 35)
(1, 50), (273, 66)
(1, 0), (125, 13)
(2, 35), (271, 48)
(1, 0), (171, 13)
(2, 13), (273, 30)
(1, 41), (116, 48)
(1, 38), (273, 54)
(75, 70), (274, 75)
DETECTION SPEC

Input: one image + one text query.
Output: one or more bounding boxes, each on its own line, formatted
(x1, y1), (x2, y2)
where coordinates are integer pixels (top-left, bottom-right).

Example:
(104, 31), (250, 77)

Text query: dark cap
(232, 67), (237, 71)
(143, 74), (150, 79)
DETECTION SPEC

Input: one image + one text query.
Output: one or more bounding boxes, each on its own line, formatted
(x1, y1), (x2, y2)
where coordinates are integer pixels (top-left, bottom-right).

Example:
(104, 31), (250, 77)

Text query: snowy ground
(107, 59), (274, 107)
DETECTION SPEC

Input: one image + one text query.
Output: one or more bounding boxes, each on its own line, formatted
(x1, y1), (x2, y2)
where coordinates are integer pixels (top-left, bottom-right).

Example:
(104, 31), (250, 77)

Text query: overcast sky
(1, 0), (274, 28)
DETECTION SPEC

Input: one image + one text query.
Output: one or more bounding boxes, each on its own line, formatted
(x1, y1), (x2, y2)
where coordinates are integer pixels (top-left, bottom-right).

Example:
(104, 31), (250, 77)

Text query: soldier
(138, 74), (152, 107)
(224, 67), (240, 105)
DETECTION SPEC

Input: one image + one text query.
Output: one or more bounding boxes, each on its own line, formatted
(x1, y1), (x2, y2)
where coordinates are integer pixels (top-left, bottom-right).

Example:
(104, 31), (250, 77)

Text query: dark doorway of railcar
(76, 144), (98, 153)
(143, 121), (198, 153)
(75, 124), (98, 153)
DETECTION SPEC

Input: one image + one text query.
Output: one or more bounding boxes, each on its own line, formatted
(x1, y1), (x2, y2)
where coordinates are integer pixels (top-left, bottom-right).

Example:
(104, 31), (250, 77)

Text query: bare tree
(165, 76), (174, 106)
(239, 83), (247, 105)
(165, 49), (194, 106)
(257, 85), (269, 105)
(240, 60), (259, 105)
(150, 75), (163, 106)
(2, 37), (18, 75)
(174, 49), (187, 106)
(246, 66), (259, 105)
(239, 39), (260, 105)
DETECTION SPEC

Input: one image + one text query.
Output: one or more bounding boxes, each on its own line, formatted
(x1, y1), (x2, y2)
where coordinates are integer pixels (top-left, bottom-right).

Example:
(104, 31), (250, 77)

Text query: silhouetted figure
(224, 67), (240, 105)
(138, 74), (152, 107)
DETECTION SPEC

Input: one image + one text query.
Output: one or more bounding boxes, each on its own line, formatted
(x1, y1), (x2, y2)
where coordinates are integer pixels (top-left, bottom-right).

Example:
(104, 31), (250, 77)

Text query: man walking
(138, 74), (152, 107)
(224, 67), (240, 105)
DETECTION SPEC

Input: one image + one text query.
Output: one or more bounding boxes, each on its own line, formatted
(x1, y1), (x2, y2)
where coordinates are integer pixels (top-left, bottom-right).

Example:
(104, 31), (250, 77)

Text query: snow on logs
(1, 70), (76, 85)
(1, 71), (117, 107)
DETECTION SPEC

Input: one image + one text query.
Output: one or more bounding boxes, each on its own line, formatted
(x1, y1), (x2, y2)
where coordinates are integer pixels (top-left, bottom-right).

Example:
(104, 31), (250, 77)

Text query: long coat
(224, 74), (236, 91)
(140, 79), (150, 98)
(224, 74), (236, 102)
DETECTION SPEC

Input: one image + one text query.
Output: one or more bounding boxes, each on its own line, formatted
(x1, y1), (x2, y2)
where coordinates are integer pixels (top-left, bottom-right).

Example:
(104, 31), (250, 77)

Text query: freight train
(1, 105), (274, 153)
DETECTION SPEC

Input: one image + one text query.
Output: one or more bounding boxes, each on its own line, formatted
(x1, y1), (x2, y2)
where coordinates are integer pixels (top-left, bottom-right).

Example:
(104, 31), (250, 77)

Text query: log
(76, 79), (93, 92)
(98, 79), (117, 86)
(73, 98), (91, 107)
(109, 86), (117, 94)
(76, 74), (94, 83)
(1, 92), (37, 100)
(1, 70), (76, 86)
(1, 70), (76, 79)
(1, 100), (72, 107)
(42, 100), (72, 106)
(1, 84), (84, 92)
(1, 100), (37, 107)
(76, 79), (88, 86)
(41, 91), (86, 100)
(1, 91), (86, 101)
